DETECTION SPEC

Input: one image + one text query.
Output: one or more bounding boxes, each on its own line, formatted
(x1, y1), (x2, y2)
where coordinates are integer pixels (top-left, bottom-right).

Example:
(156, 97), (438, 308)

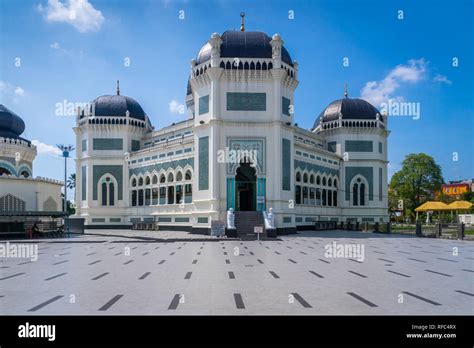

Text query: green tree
(461, 191), (474, 203)
(389, 153), (444, 220)
(67, 173), (76, 190)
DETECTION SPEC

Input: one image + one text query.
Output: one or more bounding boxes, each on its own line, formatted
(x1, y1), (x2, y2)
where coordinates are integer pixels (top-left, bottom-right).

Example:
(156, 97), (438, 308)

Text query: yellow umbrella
(415, 201), (450, 212)
(448, 201), (473, 210)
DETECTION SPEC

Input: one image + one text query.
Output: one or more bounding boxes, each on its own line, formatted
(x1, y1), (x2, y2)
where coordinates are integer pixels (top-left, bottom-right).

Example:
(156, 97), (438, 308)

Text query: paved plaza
(0, 230), (473, 315)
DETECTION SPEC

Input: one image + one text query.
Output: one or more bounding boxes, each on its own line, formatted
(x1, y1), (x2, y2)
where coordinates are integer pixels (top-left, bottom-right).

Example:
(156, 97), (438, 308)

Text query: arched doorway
(235, 161), (256, 211)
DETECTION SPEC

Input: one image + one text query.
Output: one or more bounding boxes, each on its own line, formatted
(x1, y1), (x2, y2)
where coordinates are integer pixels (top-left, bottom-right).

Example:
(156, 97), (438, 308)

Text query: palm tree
(67, 173), (76, 190)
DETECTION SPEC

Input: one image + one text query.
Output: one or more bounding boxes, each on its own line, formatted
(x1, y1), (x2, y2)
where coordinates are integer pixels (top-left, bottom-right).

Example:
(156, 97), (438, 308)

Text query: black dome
(314, 98), (382, 128)
(0, 104), (25, 139)
(196, 31), (293, 66)
(90, 94), (146, 120)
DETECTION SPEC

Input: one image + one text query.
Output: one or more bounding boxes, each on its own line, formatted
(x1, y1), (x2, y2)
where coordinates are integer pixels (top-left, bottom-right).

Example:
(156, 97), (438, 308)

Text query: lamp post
(57, 144), (74, 235)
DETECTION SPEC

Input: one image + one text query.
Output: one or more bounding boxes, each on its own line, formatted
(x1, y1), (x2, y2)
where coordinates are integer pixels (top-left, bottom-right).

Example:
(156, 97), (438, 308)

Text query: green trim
(199, 95), (209, 115)
(81, 166), (87, 201)
(282, 96), (291, 116)
(197, 217), (208, 224)
(282, 138), (291, 190)
(328, 141), (337, 153)
(131, 140), (140, 152)
(198, 137), (209, 190)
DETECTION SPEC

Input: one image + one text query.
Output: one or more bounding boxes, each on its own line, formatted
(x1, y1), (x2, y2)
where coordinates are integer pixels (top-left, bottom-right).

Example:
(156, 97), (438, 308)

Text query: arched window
(185, 170), (192, 180)
(138, 177), (143, 186)
(167, 173), (174, 183)
(152, 175), (158, 184)
(360, 183), (366, 206)
(109, 183), (115, 206)
(131, 190), (137, 206)
(101, 183), (107, 206)
(303, 186), (308, 204)
(333, 179), (338, 188)
(131, 178), (137, 187)
(160, 174), (166, 183)
(295, 185), (301, 204)
(176, 171), (183, 181)
(167, 186), (175, 204)
(145, 176), (151, 185)
(185, 183), (192, 203)
(353, 183), (359, 206)
(99, 175), (117, 206)
(328, 178), (332, 187)
(316, 175), (321, 185)
(310, 174), (315, 184)
(303, 173), (308, 183)
(322, 177), (327, 186)
(296, 172), (301, 182)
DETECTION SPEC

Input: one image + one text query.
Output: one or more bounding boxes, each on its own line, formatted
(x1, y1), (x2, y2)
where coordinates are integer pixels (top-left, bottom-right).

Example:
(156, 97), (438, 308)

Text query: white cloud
(49, 41), (72, 55)
(31, 140), (62, 156)
(169, 99), (185, 114)
(37, 0), (105, 33)
(14, 87), (25, 96)
(0, 81), (26, 104)
(360, 59), (427, 107)
(433, 74), (452, 85)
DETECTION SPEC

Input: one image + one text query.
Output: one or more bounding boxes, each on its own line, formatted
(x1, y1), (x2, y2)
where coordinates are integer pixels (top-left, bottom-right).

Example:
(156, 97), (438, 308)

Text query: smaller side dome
(0, 104), (26, 139)
(314, 97), (383, 129)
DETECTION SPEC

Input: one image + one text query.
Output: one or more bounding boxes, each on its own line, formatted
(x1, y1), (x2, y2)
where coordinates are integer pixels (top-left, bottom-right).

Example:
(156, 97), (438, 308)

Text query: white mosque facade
(73, 24), (389, 234)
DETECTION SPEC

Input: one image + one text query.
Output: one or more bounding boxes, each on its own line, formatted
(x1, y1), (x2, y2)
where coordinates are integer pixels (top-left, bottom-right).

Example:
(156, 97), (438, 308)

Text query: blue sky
(1, 0), (473, 198)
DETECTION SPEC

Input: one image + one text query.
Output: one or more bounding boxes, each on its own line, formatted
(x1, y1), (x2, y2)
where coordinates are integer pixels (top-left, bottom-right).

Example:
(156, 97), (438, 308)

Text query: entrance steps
(234, 211), (265, 239)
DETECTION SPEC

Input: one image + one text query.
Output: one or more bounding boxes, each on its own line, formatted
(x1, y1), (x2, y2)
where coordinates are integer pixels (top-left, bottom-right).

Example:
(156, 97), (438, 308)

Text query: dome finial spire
(116, 80), (120, 96)
(344, 83), (348, 98)
(240, 12), (245, 31)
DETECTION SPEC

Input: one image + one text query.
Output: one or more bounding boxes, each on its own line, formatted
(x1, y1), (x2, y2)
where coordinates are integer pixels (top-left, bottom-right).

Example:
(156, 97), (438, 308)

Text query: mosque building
(73, 16), (389, 234)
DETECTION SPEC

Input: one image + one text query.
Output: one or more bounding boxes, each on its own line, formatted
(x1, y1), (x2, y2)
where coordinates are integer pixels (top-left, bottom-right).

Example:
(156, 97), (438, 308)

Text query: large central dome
(196, 30), (293, 66)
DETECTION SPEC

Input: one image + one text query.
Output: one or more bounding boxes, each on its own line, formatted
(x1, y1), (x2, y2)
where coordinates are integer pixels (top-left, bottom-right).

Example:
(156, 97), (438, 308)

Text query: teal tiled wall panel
(226, 92), (266, 111)
(345, 140), (373, 152)
(93, 138), (123, 150)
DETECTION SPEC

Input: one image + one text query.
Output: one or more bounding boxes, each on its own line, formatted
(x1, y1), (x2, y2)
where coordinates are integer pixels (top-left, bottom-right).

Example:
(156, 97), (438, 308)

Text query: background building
(0, 105), (63, 213)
